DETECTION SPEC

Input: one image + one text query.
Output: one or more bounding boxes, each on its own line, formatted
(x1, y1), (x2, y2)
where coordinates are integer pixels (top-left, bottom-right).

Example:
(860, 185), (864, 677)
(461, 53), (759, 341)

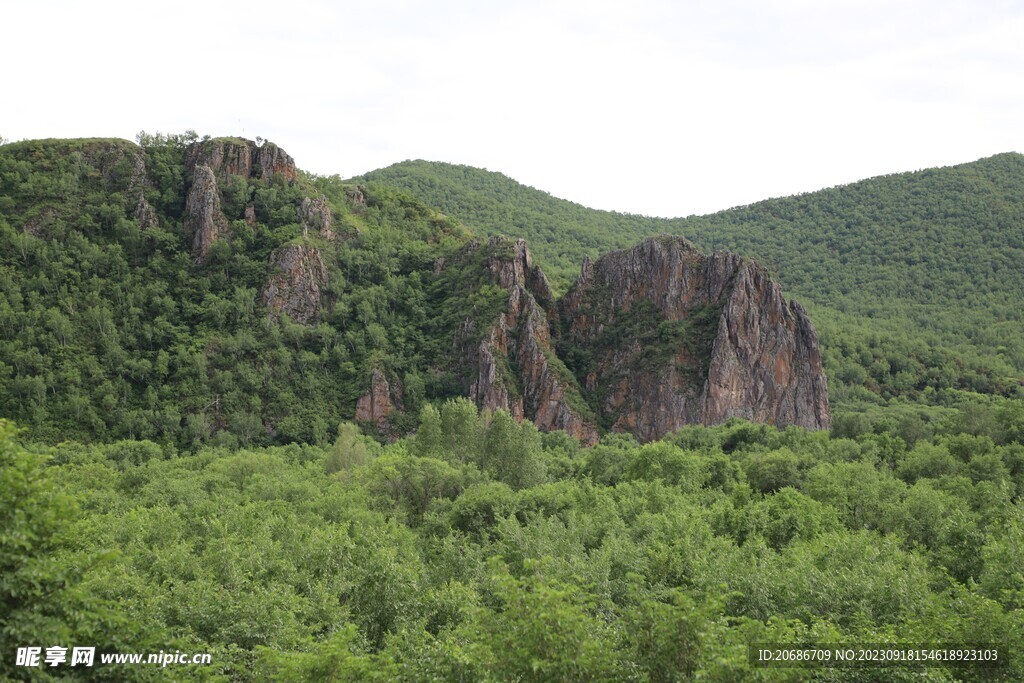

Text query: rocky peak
(255, 142), (298, 184)
(560, 235), (830, 441)
(181, 137), (338, 263)
(183, 164), (229, 262)
(457, 237), (599, 444)
(483, 237), (554, 308)
(184, 138), (297, 185)
(259, 242), (329, 324)
(298, 196), (334, 239)
(184, 138), (253, 178)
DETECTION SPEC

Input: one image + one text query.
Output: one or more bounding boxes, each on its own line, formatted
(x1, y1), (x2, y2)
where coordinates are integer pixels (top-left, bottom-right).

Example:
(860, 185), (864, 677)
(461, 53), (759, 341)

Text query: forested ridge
(358, 155), (1024, 419)
(2, 135), (1023, 680)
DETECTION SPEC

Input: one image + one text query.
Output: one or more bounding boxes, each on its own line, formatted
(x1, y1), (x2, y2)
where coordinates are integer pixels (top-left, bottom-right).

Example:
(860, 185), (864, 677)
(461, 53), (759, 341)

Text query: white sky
(2, 0), (1022, 217)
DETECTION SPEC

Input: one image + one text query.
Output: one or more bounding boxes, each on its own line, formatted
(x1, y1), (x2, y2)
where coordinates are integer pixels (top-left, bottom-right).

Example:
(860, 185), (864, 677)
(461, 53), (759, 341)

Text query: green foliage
(481, 410), (547, 490)
(462, 560), (624, 681)
(0, 414), (1015, 680)
(359, 156), (1024, 406)
(0, 138), (540, 448)
(325, 422), (378, 474)
(3, 137), (1024, 680)
(0, 420), (79, 672)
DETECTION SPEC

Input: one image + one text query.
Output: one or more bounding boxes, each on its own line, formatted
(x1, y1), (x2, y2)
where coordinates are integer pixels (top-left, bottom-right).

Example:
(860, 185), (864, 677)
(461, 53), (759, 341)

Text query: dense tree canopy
(358, 155), (1024, 409)
(2, 136), (1023, 680)
(2, 407), (1022, 680)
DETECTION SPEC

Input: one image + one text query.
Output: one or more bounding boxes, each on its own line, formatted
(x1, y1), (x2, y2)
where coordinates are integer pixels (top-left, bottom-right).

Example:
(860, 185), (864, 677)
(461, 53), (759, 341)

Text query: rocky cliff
(354, 368), (405, 440)
(182, 138), (330, 262)
(454, 238), (600, 445)
(434, 234), (828, 444)
(559, 235), (830, 440)
(259, 242), (329, 324)
(183, 164), (229, 261)
(184, 138), (298, 184)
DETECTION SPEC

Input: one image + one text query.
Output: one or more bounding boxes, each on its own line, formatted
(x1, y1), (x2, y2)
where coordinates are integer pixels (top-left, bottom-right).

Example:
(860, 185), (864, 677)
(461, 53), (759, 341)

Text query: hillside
(353, 160), (667, 288)
(3, 136), (1024, 682)
(0, 135), (472, 445)
(0, 135), (829, 448)
(357, 155), (1024, 410)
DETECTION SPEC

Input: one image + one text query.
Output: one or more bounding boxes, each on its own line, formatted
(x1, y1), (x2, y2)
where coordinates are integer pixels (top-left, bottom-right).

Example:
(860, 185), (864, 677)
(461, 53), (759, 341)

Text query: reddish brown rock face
(355, 368), (405, 440)
(254, 143), (298, 184)
(183, 164), (229, 262)
(444, 234), (828, 445)
(184, 138), (297, 185)
(260, 243), (329, 324)
(185, 139), (254, 179)
(181, 138), (335, 269)
(460, 238), (600, 445)
(560, 235), (830, 441)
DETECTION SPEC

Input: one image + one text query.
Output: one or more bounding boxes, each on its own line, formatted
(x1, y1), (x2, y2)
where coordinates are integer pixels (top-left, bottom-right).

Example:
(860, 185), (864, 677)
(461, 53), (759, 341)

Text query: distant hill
(353, 160), (667, 289)
(357, 155), (1024, 406)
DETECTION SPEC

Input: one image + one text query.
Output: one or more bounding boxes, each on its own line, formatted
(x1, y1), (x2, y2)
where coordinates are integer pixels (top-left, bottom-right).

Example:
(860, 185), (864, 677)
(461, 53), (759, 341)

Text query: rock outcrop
(458, 237), (600, 445)
(560, 235), (830, 441)
(184, 138), (297, 185)
(134, 192), (159, 230)
(298, 196), (334, 239)
(355, 368), (405, 440)
(77, 139), (149, 192)
(183, 164), (229, 262)
(255, 142), (298, 184)
(181, 137), (336, 263)
(259, 242), (329, 324)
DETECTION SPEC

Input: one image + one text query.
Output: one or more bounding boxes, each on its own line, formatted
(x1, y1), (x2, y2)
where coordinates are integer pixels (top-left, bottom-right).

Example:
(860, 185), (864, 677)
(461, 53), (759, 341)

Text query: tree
(326, 422), (376, 474)
(462, 560), (623, 681)
(482, 411), (545, 489)
(413, 404), (443, 460)
(0, 421), (83, 677)
(440, 397), (483, 464)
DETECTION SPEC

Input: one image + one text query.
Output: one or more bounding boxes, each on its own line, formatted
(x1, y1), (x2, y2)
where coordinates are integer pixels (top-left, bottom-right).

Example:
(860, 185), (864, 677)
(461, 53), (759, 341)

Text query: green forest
(358, 156), (1024, 414)
(6, 400), (1024, 681)
(2, 134), (1023, 680)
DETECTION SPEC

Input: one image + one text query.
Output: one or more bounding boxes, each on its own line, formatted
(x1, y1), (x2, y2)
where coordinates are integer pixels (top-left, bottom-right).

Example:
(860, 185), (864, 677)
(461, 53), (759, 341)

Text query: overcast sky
(3, 0), (1022, 217)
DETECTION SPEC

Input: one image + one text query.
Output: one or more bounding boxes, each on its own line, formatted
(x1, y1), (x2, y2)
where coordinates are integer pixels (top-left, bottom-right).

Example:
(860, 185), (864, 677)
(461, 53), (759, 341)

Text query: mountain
(356, 156), (1024, 407)
(559, 236), (829, 440)
(4, 137), (1024, 682)
(0, 135), (826, 446)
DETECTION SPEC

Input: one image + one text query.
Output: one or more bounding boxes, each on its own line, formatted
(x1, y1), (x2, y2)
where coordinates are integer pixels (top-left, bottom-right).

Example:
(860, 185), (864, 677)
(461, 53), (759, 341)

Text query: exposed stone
(346, 185), (367, 207)
(355, 368), (405, 440)
(184, 139), (253, 178)
(134, 192), (159, 230)
(298, 196), (334, 239)
(560, 235), (830, 441)
(78, 140), (149, 191)
(181, 138), (310, 259)
(703, 268), (830, 429)
(254, 142), (297, 184)
(183, 164), (229, 262)
(185, 138), (297, 185)
(458, 237), (600, 444)
(260, 242), (329, 324)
